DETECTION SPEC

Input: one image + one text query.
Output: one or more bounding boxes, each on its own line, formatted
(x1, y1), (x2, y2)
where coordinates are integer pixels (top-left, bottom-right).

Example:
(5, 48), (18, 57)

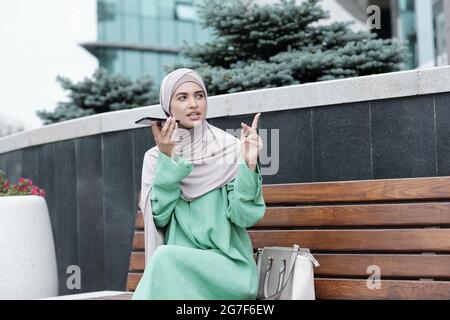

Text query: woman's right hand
(150, 116), (178, 158)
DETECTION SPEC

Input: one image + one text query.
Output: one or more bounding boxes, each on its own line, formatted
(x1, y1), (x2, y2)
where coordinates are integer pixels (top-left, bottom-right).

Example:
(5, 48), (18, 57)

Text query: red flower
(31, 186), (39, 195)
(1, 174), (46, 198)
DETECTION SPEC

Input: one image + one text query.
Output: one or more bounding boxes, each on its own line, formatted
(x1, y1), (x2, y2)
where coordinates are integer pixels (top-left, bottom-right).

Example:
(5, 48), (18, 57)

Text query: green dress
(132, 151), (266, 300)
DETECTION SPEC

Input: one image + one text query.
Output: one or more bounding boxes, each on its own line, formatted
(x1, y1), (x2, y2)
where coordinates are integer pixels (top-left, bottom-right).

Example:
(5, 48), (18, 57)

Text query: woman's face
(170, 82), (206, 129)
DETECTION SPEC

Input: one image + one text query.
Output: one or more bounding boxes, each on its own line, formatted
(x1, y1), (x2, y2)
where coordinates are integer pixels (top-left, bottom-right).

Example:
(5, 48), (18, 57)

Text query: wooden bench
(126, 176), (450, 300)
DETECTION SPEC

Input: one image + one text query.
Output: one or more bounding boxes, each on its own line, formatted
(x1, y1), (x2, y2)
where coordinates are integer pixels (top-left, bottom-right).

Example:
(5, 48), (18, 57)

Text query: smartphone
(135, 116), (181, 126)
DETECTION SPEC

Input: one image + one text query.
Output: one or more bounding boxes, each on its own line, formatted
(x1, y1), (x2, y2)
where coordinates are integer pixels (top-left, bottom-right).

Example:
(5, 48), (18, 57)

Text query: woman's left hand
(241, 113), (263, 171)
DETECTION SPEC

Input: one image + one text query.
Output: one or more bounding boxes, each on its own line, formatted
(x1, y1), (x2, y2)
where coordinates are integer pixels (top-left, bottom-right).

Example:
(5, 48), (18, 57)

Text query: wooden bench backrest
(127, 176), (450, 299)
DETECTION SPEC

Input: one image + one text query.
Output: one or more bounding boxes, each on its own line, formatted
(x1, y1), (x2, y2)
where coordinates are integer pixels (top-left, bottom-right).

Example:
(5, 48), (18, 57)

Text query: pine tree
(172, 0), (409, 95)
(36, 69), (159, 124)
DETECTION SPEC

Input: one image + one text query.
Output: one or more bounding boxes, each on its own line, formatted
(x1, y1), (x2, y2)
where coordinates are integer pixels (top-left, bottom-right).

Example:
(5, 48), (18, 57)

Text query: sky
(0, 0), (98, 130)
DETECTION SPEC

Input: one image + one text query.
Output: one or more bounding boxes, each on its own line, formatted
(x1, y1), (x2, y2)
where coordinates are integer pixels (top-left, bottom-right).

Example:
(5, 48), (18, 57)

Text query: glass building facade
(433, 0), (448, 66)
(88, 0), (212, 84)
(85, 0), (449, 78)
(339, 0), (449, 69)
(393, 0), (417, 69)
(392, 0), (449, 69)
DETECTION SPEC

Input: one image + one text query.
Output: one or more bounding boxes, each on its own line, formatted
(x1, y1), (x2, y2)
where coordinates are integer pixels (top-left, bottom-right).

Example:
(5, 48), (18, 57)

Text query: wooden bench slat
(126, 272), (450, 300)
(263, 177), (450, 204)
(129, 252), (146, 271)
(314, 254), (450, 278)
(315, 279), (450, 300)
(133, 229), (450, 252)
(136, 211), (144, 229)
(129, 252), (450, 278)
(85, 293), (134, 300)
(249, 229), (450, 252)
(255, 203), (450, 227)
(126, 273), (142, 292)
(132, 231), (145, 251)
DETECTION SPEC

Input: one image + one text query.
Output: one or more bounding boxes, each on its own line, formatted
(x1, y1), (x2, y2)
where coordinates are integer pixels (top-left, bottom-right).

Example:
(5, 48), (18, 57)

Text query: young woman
(132, 68), (266, 300)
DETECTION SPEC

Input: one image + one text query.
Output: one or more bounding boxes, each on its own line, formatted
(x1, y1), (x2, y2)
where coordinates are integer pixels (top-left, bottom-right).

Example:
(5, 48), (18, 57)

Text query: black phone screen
(135, 117), (180, 126)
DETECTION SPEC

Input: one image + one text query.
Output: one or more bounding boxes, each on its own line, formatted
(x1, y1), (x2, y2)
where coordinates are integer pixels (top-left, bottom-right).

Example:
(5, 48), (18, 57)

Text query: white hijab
(139, 68), (242, 266)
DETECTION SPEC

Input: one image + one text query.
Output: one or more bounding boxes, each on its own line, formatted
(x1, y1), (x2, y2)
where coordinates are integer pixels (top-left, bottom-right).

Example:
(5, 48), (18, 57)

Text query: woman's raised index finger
(251, 112), (261, 130)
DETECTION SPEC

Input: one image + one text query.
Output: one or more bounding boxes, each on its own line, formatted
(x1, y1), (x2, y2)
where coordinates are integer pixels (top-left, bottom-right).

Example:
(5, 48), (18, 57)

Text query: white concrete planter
(0, 195), (58, 299)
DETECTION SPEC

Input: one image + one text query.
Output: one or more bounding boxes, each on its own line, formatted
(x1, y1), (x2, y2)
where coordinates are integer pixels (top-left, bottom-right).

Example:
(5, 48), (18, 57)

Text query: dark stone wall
(1, 92), (449, 295)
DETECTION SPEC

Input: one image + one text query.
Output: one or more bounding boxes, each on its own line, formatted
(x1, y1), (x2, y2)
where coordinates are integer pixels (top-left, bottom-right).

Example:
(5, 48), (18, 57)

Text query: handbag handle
(263, 257), (274, 298)
(263, 257), (287, 297)
(277, 258), (287, 293)
(262, 244), (299, 300)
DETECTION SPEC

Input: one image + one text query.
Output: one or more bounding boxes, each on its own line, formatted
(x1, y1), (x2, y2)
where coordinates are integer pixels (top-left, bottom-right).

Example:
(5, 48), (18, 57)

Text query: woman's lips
(187, 113), (201, 120)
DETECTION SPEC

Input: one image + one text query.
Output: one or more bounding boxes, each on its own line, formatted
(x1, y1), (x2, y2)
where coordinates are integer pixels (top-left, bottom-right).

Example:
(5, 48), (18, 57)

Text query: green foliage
(175, 0), (409, 95)
(37, 69), (159, 124)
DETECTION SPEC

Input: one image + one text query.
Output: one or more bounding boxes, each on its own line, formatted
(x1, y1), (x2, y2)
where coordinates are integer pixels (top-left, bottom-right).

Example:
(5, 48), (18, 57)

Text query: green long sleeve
(226, 156), (266, 228)
(151, 151), (193, 227)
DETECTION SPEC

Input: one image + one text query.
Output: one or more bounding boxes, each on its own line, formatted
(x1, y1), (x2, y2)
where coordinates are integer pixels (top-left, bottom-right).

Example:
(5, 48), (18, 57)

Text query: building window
(433, 0), (448, 65)
(98, 0), (119, 21)
(143, 52), (160, 82)
(175, 3), (197, 22)
(121, 0), (140, 15)
(122, 15), (141, 44)
(98, 48), (123, 74)
(123, 50), (142, 78)
(394, 0), (417, 68)
(141, 0), (159, 17)
(159, 0), (176, 19)
(160, 18), (177, 47)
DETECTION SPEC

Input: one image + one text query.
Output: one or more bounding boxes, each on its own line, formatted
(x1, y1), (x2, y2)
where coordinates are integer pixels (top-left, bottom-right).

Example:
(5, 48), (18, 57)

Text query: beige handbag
(255, 244), (320, 300)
